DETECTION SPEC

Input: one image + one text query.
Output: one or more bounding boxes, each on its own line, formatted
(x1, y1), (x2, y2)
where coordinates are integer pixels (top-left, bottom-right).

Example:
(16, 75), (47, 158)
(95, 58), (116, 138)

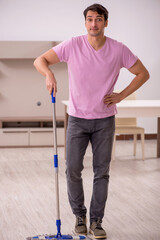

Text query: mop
(27, 91), (86, 240)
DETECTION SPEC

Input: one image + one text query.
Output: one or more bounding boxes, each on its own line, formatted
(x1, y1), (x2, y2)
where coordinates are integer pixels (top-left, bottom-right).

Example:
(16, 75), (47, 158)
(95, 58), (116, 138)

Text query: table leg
(157, 117), (160, 158)
(64, 106), (68, 160)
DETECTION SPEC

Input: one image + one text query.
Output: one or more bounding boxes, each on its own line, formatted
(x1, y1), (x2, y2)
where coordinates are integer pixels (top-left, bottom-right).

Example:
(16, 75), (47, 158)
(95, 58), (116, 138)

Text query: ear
(85, 19), (87, 27)
(105, 20), (108, 27)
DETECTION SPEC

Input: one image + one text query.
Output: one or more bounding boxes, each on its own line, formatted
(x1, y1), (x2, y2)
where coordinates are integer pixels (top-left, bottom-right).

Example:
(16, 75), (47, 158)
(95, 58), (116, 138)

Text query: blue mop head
(27, 221), (86, 240)
(27, 234), (86, 240)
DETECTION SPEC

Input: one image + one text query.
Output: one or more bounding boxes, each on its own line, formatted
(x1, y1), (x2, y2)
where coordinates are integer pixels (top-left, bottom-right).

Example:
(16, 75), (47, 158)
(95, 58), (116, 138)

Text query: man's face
(85, 10), (108, 37)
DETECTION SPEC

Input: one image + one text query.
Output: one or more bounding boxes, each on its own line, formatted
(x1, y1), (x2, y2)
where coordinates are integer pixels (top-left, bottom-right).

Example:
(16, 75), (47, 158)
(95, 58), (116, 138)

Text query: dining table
(62, 100), (160, 159)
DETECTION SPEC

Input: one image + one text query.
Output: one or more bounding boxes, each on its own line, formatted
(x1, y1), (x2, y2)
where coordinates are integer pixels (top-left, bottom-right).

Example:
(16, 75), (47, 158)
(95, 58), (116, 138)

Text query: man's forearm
(119, 71), (149, 101)
(33, 56), (57, 96)
(104, 66), (149, 106)
(33, 57), (51, 76)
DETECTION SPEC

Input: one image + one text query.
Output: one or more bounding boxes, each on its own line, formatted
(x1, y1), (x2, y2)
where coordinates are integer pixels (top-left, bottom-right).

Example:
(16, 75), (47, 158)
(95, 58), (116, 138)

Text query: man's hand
(104, 59), (150, 107)
(45, 70), (57, 96)
(33, 49), (60, 97)
(104, 92), (122, 107)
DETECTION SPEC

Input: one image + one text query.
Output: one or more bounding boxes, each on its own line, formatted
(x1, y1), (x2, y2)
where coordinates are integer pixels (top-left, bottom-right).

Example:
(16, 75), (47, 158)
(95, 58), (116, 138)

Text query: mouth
(90, 28), (98, 31)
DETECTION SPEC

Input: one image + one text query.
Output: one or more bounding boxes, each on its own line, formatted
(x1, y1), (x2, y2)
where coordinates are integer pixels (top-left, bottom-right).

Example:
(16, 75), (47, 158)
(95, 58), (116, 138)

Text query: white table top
(117, 100), (160, 108)
(62, 100), (160, 118)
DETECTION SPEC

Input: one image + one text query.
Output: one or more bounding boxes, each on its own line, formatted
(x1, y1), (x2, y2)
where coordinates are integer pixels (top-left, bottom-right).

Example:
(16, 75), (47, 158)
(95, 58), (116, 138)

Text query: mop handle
(52, 90), (57, 155)
(50, 91), (86, 240)
(51, 90), (60, 223)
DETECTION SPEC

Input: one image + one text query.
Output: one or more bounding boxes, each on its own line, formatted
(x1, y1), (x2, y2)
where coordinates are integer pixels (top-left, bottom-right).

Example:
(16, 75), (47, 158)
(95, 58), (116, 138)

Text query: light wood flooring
(0, 140), (160, 240)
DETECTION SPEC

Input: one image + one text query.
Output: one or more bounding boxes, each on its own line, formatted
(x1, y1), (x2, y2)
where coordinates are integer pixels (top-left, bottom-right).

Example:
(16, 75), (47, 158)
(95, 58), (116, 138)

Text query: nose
(91, 20), (97, 27)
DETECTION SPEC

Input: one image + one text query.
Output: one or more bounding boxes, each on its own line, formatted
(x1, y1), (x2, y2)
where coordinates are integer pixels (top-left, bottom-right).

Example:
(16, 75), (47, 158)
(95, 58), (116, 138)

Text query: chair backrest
(115, 91), (137, 127)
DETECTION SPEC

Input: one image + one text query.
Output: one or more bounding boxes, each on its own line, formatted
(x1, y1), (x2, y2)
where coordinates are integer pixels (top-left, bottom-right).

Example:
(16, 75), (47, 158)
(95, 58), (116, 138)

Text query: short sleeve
(121, 44), (138, 69)
(52, 38), (72, 62)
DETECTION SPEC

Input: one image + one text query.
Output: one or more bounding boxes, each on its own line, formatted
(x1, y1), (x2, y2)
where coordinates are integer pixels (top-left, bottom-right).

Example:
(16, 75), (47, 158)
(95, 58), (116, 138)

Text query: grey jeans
(66, 115), (115, 223)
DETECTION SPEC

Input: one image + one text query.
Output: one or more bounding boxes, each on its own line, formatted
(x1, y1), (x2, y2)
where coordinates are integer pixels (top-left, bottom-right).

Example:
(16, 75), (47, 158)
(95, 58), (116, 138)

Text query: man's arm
(104, 59), (150, 106)
(33, 49), (60, 96)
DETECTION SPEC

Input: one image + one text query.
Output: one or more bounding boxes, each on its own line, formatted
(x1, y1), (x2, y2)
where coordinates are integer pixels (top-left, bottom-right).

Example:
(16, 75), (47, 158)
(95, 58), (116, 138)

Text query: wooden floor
(0, 140), (160, 240)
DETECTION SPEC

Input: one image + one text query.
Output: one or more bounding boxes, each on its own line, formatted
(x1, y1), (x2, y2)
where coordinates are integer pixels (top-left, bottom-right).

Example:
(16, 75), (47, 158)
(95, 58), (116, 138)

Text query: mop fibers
(26, 233), (86, 239)
(26, 233), (96, 240)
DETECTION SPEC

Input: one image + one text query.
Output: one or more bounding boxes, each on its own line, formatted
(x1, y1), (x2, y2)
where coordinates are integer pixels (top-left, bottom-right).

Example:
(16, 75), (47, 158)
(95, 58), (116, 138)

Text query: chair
(112, 91), (145, 160)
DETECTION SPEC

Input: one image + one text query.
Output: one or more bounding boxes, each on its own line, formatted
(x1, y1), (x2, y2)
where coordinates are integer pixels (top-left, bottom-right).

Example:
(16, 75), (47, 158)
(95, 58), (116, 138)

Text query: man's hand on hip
(104, 92), (122, 107)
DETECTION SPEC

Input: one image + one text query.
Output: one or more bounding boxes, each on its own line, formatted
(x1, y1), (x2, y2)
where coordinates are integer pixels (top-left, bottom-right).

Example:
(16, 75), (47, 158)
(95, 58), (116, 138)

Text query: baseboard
(116, 134), (157, 140)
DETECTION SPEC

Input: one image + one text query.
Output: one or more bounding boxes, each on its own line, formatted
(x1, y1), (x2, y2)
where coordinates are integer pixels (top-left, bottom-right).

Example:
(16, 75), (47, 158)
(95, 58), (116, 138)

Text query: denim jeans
(66, 115), (115, 223)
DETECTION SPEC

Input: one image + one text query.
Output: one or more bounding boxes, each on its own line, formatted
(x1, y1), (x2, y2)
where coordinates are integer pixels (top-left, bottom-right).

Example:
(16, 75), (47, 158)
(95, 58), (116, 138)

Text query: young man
(34, 4), (149, 239)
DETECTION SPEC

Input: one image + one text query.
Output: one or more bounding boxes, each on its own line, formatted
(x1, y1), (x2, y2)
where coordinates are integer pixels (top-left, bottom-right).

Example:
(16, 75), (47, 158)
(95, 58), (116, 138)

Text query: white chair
(112, 92), (145, 160)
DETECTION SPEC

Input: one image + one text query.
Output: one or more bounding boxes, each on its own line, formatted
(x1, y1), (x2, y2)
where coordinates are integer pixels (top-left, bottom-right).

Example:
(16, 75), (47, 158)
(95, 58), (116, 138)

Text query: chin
(89, 32), (101, 37)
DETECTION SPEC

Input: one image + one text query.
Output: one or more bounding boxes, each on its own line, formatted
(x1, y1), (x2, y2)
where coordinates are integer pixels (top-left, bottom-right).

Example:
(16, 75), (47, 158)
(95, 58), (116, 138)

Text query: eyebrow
(86, 15), (103, 18)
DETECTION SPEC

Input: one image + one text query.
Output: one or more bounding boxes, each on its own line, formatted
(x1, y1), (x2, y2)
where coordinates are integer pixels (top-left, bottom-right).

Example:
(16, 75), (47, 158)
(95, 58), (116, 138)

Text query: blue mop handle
(50, 91), (86, 240)
(51, 90), (56, 103)
(51, 90), (60, 221)
(52, 90), (57, 155)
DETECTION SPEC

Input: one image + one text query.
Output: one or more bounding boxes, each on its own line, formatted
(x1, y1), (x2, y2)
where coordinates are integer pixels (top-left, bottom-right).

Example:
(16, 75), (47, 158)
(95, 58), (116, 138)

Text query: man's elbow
(146, 69), (150, 81)
(33, 57), (39, 69)
(143, 69), (150, 83)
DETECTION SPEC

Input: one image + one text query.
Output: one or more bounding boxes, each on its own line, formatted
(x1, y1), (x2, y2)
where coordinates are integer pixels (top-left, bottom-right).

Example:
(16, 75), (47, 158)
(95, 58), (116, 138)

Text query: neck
(87, 34), (106, 51)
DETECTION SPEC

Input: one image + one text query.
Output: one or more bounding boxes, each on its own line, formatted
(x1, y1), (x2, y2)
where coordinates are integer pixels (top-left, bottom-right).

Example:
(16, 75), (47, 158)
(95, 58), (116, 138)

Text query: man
(34, 4), (149, 239)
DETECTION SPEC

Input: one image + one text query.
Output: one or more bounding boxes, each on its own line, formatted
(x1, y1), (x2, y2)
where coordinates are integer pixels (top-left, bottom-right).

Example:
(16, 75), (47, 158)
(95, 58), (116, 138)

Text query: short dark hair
(83, 3), (109, 21)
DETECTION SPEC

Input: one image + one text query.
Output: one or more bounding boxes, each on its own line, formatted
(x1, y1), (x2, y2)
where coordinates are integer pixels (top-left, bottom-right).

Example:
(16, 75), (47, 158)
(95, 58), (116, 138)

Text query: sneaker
(75, 216), (87, 235)
(89, 219), (107, 239)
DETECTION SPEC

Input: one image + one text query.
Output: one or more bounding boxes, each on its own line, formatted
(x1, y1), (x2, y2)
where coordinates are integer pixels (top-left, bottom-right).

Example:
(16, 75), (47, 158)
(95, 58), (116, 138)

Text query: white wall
(1, 0), (160, 133)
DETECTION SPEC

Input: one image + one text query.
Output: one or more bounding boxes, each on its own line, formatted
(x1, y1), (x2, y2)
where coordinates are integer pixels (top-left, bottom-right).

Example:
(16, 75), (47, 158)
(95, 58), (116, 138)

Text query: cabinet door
(29, 128), (64, 146)
(0, 60), (68, 119)
(0, 129), (29, 146)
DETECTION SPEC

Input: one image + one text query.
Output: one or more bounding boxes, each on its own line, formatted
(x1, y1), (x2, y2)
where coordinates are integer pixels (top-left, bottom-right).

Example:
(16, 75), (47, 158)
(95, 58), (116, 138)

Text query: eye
(96, 18), (102, 22)
(87, 18), (92, 22)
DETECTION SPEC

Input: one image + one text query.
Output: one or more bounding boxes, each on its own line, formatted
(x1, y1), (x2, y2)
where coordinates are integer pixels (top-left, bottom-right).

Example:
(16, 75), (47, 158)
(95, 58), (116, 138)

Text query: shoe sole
(74, 230), (88, 235)
(89, 229), (107, 239)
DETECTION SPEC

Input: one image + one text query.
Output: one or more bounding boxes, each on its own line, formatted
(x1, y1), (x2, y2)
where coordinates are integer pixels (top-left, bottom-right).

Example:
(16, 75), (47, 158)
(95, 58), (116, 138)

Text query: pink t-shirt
(53, 35), (138, 119)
